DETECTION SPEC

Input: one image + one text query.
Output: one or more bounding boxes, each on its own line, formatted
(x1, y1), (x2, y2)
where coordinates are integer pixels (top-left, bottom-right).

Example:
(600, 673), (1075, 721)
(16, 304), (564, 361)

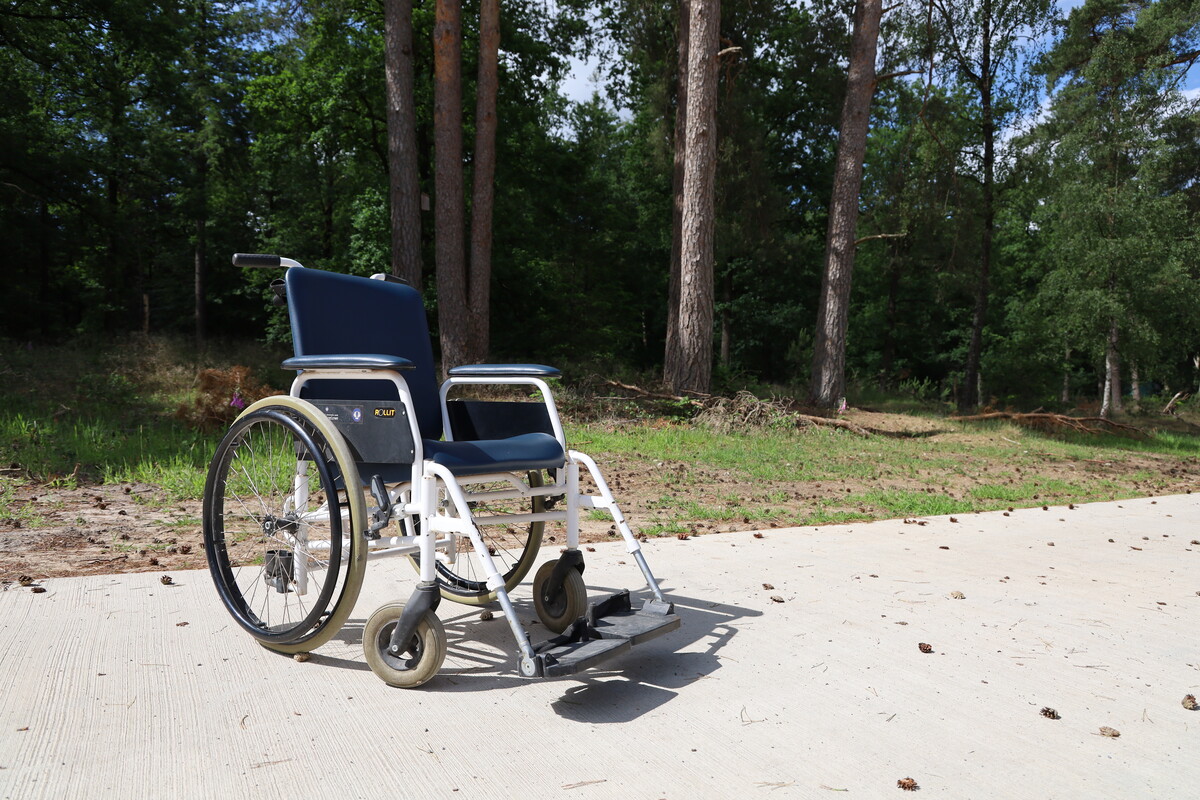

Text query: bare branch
(1, 181), (41, 200)
(854, 232), (907, 246)
(877, 68), (922, 82)
(1165, 49), (1200, 69)
(928, 0), (982, 86)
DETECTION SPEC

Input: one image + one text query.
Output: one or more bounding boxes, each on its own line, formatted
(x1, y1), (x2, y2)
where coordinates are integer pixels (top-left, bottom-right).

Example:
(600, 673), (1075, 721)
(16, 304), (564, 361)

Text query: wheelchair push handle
(232, 253), (306, 269)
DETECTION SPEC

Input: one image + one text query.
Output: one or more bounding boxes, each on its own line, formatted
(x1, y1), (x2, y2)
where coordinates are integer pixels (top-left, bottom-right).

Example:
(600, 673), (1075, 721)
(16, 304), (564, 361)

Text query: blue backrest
(285, 267), (442, 441)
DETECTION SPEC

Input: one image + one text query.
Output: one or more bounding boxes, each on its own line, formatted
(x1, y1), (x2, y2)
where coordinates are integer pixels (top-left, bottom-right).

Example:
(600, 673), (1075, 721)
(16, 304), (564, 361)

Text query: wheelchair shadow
(544, 588), (757, 723)
(433, 584), (761, 722)
(292, 582), (761, 721)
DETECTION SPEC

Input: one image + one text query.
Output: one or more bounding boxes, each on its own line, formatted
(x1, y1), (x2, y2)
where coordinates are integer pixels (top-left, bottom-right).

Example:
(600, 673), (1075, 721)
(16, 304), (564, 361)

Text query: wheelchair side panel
(310, 399), (416, 463)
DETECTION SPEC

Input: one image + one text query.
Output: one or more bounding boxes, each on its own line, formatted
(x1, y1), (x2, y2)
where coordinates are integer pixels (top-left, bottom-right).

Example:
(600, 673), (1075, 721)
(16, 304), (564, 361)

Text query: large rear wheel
(202, 397), (367, 653)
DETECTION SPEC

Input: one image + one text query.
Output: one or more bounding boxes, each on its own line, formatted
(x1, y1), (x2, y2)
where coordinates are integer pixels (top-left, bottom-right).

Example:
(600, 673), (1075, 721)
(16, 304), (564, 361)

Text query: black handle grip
(232, 253), (282, 268)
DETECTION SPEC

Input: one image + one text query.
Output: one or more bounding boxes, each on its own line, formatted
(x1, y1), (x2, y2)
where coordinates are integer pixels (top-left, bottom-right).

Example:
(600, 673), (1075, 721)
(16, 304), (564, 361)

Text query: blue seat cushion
(426, 433), (566, 475)
(356, 433), (566, 484)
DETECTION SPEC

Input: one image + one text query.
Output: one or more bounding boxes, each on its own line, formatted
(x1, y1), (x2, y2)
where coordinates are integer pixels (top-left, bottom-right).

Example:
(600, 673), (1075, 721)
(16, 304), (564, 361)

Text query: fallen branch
(602, 380), (706, 405)
(951, 411), (1144, 437)
(794, 413), (872, 436)
(1162, 391), (1189, 415)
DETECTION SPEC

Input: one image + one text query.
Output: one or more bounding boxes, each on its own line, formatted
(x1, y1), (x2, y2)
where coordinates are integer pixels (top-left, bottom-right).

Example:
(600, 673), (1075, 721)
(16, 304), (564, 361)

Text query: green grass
(846, 488), (974, 517)
(640, 520), (689, 537)
(968, 478), (1089, 504)
(0, 477), (44, 526)
(969, 483), (1036, 502)
(574, 422), (929, 482)
(5, 336), (1200, 533)
(2, 412), (213, 501)
(0, 336), (282, 503)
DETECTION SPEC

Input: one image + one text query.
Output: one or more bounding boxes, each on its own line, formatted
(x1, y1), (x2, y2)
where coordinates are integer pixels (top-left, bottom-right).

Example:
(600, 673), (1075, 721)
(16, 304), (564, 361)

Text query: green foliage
(0, 335), (285, 497)
(1009, 0), (1200, 397)
(1, 0), (1198, 406)
(853, 81), (983, 393)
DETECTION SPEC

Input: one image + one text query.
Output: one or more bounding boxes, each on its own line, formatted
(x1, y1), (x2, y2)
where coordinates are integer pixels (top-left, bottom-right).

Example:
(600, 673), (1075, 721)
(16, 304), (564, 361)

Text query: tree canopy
(2, 0), (1199, 410)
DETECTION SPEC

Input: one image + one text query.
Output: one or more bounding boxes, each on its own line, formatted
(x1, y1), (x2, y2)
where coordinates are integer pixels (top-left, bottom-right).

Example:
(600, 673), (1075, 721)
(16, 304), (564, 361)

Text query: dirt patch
(0, 480), (204, 580)
(840, 408), (948, 435)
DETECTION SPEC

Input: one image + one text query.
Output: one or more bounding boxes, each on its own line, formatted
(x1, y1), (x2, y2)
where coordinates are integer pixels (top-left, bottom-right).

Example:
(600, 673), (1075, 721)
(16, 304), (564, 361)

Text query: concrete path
(2, 495), (1199, 799)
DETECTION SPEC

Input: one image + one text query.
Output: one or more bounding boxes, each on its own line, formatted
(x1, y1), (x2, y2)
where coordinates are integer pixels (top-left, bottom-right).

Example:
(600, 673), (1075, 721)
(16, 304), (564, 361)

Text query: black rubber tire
(363, 602), (447, 688)
(411, 471), (546, 605)
(203, 397), (366, 652)
(532, 558), (587, 633)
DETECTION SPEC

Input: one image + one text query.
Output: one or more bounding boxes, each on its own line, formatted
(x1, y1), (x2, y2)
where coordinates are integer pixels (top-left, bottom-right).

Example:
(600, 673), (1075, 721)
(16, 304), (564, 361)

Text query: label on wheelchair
(314, 400), (415, 464)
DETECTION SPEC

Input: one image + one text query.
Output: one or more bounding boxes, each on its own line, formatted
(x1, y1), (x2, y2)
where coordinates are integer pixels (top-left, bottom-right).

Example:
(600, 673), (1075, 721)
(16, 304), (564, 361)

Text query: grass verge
(3, 337), (1200, 535)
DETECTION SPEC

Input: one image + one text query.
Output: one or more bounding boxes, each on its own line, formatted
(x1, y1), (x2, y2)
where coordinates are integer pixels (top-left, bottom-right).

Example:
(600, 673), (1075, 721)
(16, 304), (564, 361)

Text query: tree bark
(433, 0), (466, 373)
(665, 0), (690, 374)
(664, 0), (718, 394)
(384, 0), (422, 287)
(1102, 318), (1122, 418)
(808, 0), (883, 408)
(466, 0), (499, 364)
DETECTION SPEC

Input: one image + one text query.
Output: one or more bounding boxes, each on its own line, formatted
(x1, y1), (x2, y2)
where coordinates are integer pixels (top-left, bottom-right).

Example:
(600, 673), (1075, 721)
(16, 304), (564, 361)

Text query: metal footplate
(532, 590), (681, 678)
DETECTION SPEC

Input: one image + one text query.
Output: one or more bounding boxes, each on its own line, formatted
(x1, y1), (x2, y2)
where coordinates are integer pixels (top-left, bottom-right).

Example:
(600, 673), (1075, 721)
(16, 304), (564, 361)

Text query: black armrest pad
(282, 354), (415, 371)
(447, 363), (561, 378)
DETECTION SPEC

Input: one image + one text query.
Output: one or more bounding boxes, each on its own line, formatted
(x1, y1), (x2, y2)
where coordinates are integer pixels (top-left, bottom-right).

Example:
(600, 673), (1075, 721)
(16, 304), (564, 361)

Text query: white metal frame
(270, 296), (667, 669)
(285, 367), (665, 585)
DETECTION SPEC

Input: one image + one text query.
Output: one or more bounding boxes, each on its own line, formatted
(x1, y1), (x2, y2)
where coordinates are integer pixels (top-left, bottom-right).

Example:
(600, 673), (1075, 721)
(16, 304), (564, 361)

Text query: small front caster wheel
(363, 602), (446, 688)
(532, 559), (587, 634)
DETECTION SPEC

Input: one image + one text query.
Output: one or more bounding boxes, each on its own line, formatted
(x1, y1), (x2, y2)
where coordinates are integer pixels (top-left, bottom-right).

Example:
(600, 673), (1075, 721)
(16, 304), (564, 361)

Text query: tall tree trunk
(665, 0), (690, 373)
(664, 0), (717, 394)
(1100, 367), (1111, 418)
(384, 0), (423, 287)
(959, 0), (994, 412)
(1103, 318), (1122, 418)
(466, 0), (500, 364)
(433, 0), (466, 373)
(808, 0), (883, 408)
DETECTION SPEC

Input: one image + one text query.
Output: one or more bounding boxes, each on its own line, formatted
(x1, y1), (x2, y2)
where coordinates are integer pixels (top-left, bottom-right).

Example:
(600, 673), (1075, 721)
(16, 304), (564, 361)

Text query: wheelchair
(201, 254), (679, 687)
